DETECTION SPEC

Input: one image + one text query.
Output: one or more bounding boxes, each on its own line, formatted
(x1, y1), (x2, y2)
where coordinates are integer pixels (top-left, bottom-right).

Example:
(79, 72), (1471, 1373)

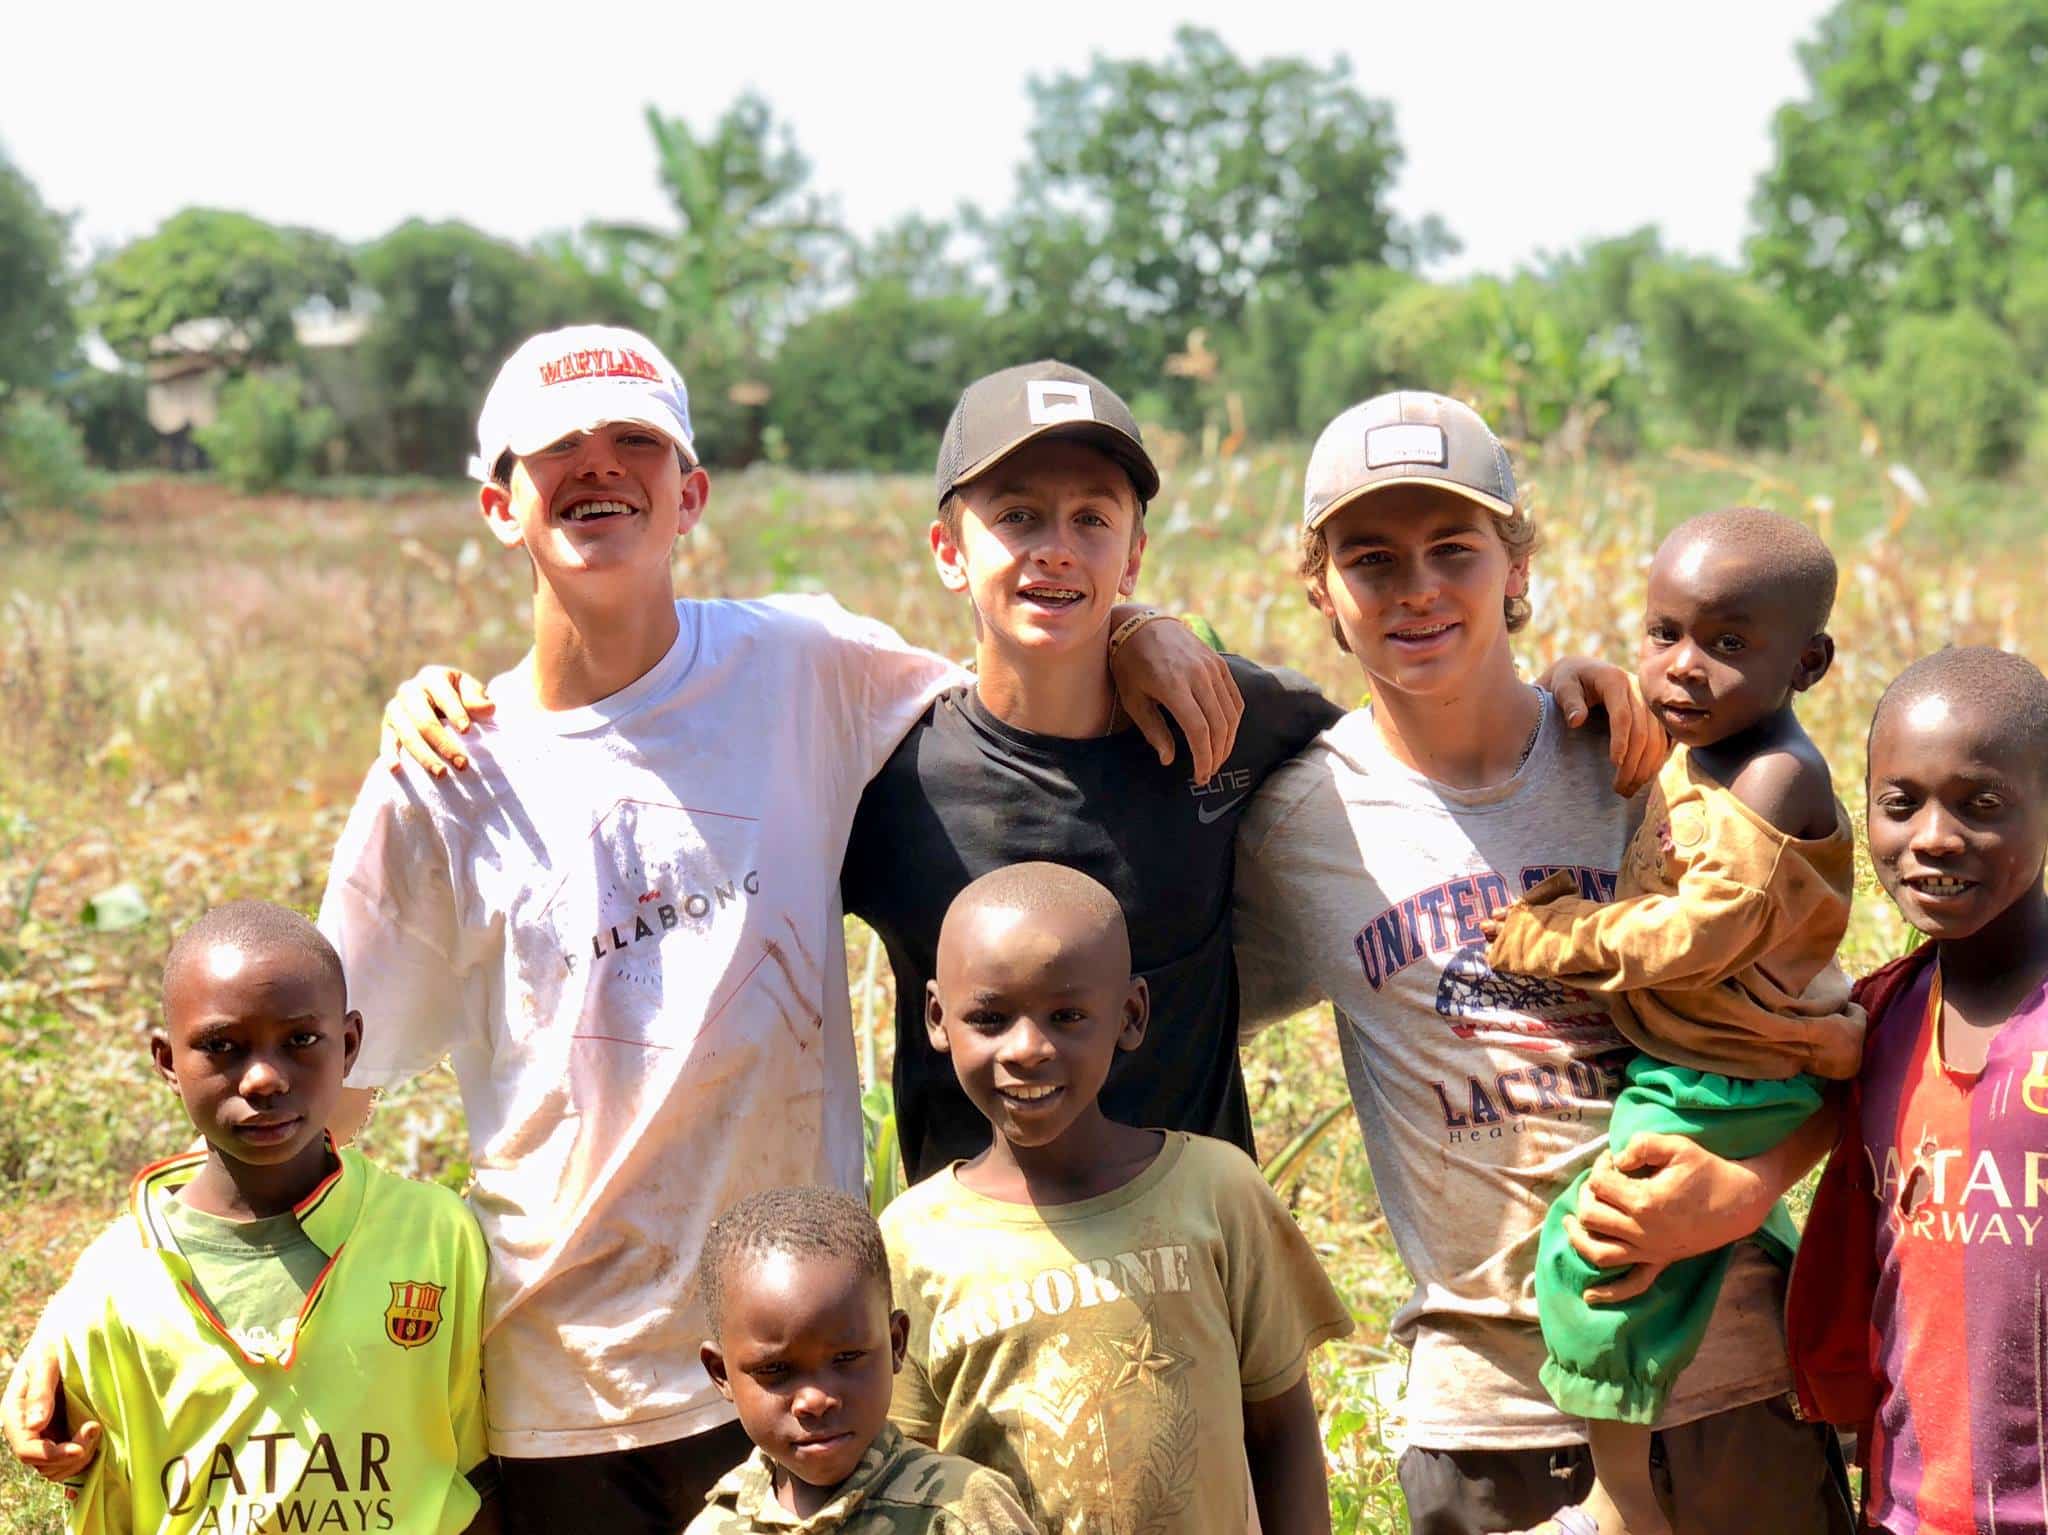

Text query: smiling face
(480, 422), (706, 584)
(926, 899), (1147, 1158)
(701, 1249), (907, 1513)
(1868, 690), (2048, 942)
(1637, 536), (1832, 747)
(153, 940), (360, 1196)
(1309, 486), (1529, 700)
(932, 437), (1145, 658)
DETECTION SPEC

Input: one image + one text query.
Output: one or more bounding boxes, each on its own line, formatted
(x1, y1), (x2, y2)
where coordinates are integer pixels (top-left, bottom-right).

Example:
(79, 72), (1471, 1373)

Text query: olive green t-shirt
(158, 1194), (330, 1361)
(881, 1133), (1353, 1534)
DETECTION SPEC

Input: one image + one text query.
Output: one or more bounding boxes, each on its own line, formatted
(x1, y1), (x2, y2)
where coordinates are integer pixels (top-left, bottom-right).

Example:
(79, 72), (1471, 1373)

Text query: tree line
(1, 0), (2042, 497)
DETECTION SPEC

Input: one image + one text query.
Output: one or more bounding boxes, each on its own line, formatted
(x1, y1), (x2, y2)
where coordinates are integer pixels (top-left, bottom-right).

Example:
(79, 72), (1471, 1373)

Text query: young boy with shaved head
(883, 863), (1352, 1533)
(1479, 507), (1864, 1535)
(1789, 646), (2048, 1534)
(44, 902), (496, 1534)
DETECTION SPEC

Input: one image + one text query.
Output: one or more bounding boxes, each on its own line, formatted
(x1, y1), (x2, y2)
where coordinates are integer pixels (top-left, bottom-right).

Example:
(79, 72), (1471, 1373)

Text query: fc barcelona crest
(385, 1281), (445, 1349)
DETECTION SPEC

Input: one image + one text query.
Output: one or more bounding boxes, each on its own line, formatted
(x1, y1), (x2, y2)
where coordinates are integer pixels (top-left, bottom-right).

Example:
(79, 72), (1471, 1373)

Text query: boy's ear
(1505, 552), (1531, 600)
(924, 981), (952, 1055)
(1117, 523), (1147, 598)
(1118, 976), (1150, 1053)
(1792, 633), (1835, 693)
(676, 466), (710, 541)
(700, 1340), (734, 1401)
(1305, 571), (1336, 621)
(478, 481), (524, 550)
(340, 1010), (364, 1078)
(150, 1028), (177, 1089)
(889, 1308), (910, 1374)
(930, 518), (971, 594)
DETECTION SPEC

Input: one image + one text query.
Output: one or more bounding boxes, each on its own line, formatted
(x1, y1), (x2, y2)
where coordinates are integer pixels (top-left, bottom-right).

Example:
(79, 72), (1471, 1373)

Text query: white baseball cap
(468, 324), (697, 483)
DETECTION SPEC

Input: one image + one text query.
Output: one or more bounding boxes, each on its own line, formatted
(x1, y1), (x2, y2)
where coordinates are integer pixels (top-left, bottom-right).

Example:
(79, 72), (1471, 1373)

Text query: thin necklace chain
(1514, 691), (1544, 771)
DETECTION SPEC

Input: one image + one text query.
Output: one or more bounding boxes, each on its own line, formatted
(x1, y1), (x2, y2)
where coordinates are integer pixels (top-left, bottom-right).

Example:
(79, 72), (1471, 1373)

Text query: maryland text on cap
(936, 360), (1162, 508)
(469, 324), (697, 483)
(1303, 391), (1517, 531)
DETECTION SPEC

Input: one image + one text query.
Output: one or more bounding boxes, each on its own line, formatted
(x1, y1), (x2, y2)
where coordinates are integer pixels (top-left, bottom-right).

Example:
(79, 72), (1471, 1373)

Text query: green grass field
(3, 438), (2041, 1531)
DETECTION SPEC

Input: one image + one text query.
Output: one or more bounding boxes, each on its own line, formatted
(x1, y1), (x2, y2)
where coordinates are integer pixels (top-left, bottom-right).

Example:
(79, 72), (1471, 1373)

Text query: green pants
(1536, 1055), (1818, 1425)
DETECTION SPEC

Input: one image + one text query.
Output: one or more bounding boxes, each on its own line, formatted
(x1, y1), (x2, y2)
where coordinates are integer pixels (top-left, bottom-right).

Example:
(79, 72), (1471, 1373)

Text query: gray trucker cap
(935, 360), (1161, 508)
(1303, 390), (1517, 530)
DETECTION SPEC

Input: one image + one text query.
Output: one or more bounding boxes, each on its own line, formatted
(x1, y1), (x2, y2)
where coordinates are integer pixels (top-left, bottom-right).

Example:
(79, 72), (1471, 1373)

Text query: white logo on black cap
(1027, 381), (1095, 425)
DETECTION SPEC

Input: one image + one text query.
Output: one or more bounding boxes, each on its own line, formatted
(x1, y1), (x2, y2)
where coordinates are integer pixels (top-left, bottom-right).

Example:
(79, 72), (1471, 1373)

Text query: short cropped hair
(940, 861), (1133, 975)
(1868, 646), (2048, 774)
(162, 901), (345, 1016)
(1660, 507), (1838, 636)
(697, 1186), (891, 1340)
(1298, 491), (1540, 643)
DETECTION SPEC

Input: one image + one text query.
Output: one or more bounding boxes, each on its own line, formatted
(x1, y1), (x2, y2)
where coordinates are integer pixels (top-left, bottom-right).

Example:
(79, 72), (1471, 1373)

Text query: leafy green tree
(88, 209), (354, 365)
(1866, 306), (2032, 473)
(195, 372), (336, 491)
(0, 394), (95, 511)
(357, 220), (643, 473)
(1634, 261), (1821, 449)
(56, 368), (155, 470)
(766, 279), (991, 471)
(1750, 0), (2048, 354)
(996, 27), (1447, 402)
(584, 95), (843, 463)
(0, 149), (76, 399)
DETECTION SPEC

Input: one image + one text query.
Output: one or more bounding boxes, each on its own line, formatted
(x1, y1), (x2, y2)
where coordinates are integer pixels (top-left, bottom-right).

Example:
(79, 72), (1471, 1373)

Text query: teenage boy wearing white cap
(325, 324), (955, 1527)
(1230, 392), (1854, 1535)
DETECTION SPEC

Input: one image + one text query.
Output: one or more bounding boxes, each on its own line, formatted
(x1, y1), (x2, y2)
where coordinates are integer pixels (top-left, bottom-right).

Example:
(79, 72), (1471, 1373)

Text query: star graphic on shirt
(1108, 1320), (1189, 1392)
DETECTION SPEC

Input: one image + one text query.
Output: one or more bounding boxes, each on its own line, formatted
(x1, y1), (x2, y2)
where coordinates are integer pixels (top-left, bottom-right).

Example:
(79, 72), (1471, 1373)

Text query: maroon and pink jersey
(1860, 963), (2048, 1534)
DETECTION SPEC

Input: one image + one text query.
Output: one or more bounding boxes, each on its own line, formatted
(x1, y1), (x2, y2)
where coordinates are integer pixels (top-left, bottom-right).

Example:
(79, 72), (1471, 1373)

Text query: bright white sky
(4, 0), (1831, 280)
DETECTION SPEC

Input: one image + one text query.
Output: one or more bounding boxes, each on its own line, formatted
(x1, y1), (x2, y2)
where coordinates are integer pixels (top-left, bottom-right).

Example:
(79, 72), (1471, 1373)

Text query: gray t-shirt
(1234, 692), (1793, 1452)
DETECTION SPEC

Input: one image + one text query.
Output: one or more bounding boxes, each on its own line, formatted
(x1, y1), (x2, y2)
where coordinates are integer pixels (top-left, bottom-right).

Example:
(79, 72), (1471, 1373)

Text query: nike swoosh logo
(1195, 794), (1249, 825)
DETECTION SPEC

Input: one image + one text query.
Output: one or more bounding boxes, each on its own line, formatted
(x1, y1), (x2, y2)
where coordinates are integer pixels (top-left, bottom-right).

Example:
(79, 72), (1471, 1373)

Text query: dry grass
(2, 439), (2042, 1532)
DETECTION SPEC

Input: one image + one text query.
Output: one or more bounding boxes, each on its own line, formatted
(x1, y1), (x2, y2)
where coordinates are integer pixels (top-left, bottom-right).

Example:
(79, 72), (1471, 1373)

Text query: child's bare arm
(1242, 1376), (1330, 1535)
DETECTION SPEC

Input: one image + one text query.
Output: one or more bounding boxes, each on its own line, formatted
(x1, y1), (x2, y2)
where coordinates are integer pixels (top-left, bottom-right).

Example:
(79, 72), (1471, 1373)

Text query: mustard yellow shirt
(1486, 746), (1864, 1080)
(881, 1133), (1352, 1534)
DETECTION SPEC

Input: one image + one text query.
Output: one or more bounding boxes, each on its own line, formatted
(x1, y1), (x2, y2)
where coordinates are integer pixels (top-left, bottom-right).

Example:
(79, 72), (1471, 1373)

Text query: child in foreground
(881, 862), (1353, 1534)
(1788, 647), (2048, 1533)
(46, 901), (495, 1533)
(1482, 508), (1864, 1535)
(688, 1186), (1032, 1534)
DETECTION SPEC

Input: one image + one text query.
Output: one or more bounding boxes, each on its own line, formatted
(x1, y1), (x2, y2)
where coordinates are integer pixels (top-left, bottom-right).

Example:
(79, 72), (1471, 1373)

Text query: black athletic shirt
(841, 654), (1342, 1181)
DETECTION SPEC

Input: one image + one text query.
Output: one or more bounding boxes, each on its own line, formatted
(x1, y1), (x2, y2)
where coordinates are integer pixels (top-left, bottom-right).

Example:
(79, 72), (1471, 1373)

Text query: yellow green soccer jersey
(53, 1145), (489, 1534)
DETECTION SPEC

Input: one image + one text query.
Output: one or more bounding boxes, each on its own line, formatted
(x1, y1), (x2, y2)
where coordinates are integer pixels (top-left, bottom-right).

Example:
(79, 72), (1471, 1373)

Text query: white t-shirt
(1233, 694), (1794, 1452)
(319, 595), (961, 1457)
